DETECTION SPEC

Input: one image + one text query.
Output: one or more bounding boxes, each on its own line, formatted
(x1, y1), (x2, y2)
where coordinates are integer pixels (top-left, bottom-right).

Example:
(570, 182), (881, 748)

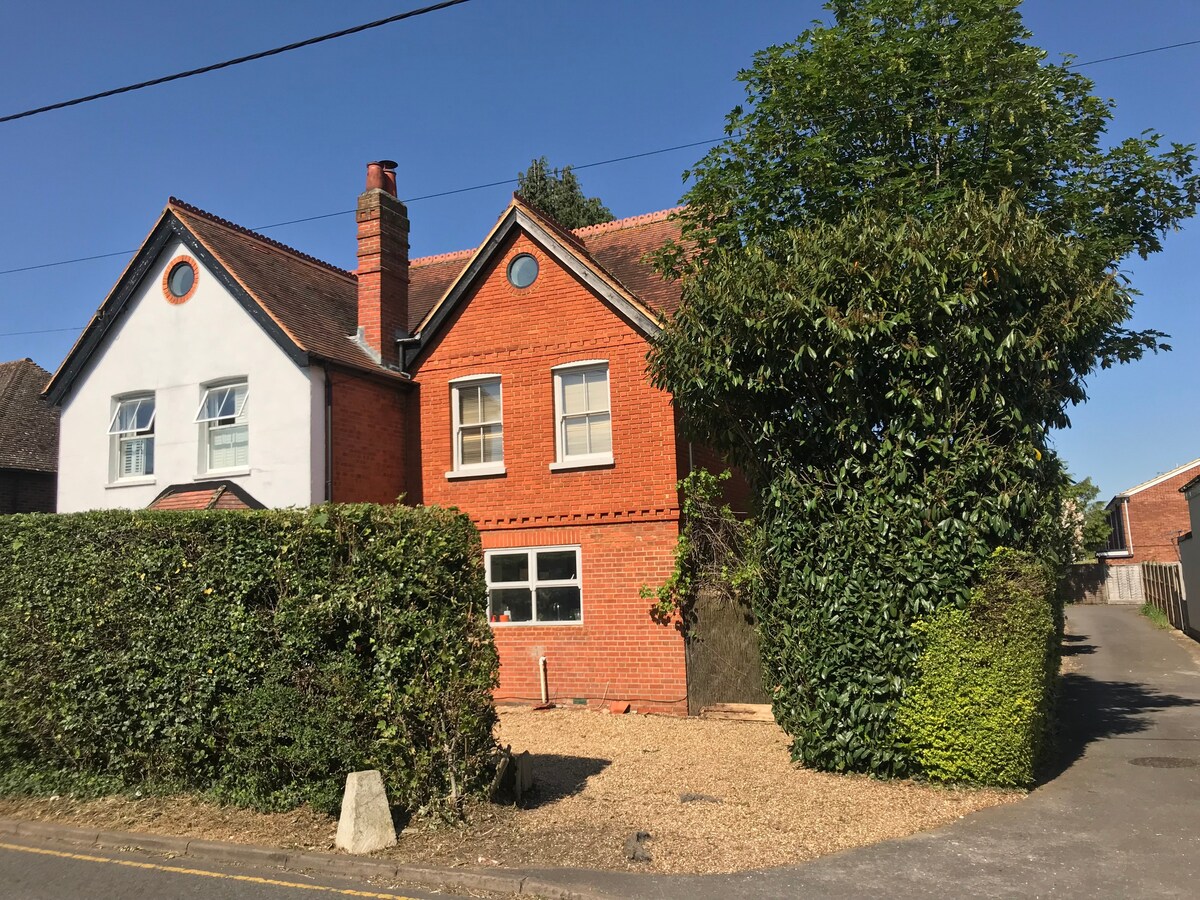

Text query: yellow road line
(0, 840), (421, 899)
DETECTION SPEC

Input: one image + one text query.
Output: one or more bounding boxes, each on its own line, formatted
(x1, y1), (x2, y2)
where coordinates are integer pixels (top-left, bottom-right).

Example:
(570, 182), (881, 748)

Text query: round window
(506, 254), (539, 289)
(167, 261), (195, 298)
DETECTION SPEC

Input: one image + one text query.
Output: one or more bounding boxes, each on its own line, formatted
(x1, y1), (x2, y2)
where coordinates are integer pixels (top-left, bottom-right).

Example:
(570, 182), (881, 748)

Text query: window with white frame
(486, 547), (582, 624)
(451, 376), (503, 474)
(553, 362), (611, 466)
(108, 394), (156, 479)
(195, 381), (249, 472)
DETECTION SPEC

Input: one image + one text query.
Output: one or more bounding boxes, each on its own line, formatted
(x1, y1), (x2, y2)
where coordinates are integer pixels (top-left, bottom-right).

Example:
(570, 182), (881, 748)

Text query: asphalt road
(0, 837), (482, 900)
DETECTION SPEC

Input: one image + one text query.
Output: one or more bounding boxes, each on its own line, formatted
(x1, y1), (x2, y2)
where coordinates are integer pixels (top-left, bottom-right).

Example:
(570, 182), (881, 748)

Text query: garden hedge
(894, 548), (1059, 787)
(0, 504), (498, 815)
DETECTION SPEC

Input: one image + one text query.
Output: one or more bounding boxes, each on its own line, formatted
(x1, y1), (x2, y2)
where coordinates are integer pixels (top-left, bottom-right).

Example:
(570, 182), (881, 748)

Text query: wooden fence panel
(1142, 562), (1187, 633)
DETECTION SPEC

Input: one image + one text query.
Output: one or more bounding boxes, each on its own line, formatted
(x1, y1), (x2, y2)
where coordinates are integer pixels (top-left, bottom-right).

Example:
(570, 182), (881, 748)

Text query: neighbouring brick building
(1097, 458), (1200, 566)
(44, 160), (735, 714)
(0, 358), (58, 513)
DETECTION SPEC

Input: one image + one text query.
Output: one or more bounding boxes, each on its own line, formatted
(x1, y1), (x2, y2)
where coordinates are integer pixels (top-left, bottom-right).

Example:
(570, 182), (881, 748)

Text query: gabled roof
(0, 358), (58, 472)
(168, 200), (382, 374)
(406, 206), (682, 330)
(46, 196), (681, 404)
(45, 199), (401, 404)
(1107, 457), (1200, 507)
(411, 199), (681, 362)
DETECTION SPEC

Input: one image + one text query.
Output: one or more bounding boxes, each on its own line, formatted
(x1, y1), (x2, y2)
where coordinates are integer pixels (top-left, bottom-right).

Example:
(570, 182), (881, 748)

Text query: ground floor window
(486, 546), (582, 624)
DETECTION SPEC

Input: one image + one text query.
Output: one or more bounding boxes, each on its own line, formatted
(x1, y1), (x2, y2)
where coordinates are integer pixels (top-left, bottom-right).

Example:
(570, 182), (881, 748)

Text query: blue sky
(0, 0), (1196, 500)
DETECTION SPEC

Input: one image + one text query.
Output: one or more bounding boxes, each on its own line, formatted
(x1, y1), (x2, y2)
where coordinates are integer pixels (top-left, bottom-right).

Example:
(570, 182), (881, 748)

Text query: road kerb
(0, 817), (582, 898)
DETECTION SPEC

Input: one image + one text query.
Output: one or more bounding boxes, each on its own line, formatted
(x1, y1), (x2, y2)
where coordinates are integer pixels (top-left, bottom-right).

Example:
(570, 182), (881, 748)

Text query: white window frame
(485, 545), (584, 626)
(550, 360), (613, 471)
(447, 374), (505, 479)
(107, 393), (156, 482)
(195, 380), (250, 475)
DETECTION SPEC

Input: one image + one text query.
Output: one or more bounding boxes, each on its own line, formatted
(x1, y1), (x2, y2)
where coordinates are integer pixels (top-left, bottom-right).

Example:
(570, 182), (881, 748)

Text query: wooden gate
(684, 587), (769, 715)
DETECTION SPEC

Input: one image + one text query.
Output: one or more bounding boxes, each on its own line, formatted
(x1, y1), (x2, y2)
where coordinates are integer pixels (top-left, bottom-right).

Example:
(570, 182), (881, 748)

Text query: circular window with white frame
(506, 253), (539, 289)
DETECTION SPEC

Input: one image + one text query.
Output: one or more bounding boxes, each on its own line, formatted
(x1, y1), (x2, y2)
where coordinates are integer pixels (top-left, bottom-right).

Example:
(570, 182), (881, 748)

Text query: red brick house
(46, 160), (723, 714)
(0, 358), (58, 513)
(1097, 458), (1200, 566)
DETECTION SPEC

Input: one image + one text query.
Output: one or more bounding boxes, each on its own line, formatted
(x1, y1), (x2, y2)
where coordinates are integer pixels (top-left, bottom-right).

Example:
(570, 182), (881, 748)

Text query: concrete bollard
(335, 770), (397, 854)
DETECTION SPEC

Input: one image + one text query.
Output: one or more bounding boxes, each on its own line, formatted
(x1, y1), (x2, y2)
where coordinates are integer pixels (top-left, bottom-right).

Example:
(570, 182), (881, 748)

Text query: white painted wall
(57, 238), (325, 511)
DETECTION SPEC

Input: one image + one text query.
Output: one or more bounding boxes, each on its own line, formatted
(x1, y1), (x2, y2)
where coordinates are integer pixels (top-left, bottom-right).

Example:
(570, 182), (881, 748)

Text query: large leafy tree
(516, 157), (614, 229)
(650, 0), (1197, 775)
(673, 0), (1197, 268)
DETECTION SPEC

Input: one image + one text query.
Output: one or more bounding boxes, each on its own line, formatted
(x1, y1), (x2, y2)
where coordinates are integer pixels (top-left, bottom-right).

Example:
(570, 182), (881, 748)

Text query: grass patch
(1140, 603), (1170, 629)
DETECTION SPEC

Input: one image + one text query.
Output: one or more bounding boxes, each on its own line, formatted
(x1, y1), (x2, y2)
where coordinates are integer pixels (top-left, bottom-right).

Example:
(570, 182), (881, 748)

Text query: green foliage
(1140, 603), (1170, 630)
(516, 157), (615, 229)
(894, 549), (1059, 787)
(672, 0), (1198, 271)
(649, 0), (1197, 778)
(1063, 475), (1111, 561)
(0, 505), (498, 817)
(641, 469), (759, 623)
(653, 192), (1111, 773)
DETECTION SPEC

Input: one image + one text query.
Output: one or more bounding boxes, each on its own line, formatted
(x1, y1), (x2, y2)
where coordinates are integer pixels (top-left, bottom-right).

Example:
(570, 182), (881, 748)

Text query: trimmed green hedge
(0, 504), (498, 815)
(894, 549), (1059, 787)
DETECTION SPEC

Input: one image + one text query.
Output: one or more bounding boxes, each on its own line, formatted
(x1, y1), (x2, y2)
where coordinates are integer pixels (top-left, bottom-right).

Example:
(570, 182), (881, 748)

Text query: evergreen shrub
(894, 548), (1059, 787)
(0, 504), (498, 815)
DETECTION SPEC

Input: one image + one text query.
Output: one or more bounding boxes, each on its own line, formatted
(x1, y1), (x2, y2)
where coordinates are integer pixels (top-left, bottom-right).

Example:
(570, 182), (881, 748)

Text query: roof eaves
(1114, 457), (1200, 499)
(410, 201), (663, 368)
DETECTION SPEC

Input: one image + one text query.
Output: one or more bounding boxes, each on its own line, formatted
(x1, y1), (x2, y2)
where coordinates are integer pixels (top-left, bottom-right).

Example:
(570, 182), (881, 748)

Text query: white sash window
(108, 395), (156, 479)
(195, 382), (249, 472)
(447, 375), (504, 478)
(552, 362), (612, 468)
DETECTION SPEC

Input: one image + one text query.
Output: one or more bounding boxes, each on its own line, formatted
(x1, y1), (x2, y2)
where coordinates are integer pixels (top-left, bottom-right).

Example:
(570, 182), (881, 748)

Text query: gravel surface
(1, 706), (1018, 875)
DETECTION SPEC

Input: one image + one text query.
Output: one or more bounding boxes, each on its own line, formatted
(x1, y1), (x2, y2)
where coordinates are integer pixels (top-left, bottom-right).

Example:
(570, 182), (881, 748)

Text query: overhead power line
(1071, 38), (1200, 69)
(0, 326), (87, 338)
(0, 0), (474, 125)
(4, 30), (1200, 281)
(0, 136), (730, 277)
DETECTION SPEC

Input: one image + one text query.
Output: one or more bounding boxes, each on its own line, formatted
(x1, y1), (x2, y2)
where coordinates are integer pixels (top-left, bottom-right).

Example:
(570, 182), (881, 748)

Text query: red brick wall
(1106, 465), (1199, 565)
(413, 232), (681, 525)
(411, 231), (688, 712)
(485, 521), (686, 715)
(329, 371), (409, 504)
(0, 469), (56, 514)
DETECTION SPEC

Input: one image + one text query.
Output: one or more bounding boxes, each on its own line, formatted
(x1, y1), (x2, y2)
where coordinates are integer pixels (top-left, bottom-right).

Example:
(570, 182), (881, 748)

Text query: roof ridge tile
(572, 206), (685, 238)
(411, 247), (477, 266)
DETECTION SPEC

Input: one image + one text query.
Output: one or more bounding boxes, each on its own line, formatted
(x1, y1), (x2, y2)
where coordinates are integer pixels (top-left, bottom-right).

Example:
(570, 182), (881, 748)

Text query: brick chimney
(356, 160), (409, 366)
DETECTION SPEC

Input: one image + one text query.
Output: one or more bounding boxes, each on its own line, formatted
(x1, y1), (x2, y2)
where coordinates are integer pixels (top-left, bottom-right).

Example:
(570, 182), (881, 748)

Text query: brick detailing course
(412, 231), (688, 712)
(1107, 464), (1200, 565)
(330, 373), (409, 505)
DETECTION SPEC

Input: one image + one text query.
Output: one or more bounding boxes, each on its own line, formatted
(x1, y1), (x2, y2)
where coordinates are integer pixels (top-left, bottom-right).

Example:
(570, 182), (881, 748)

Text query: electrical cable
(1071, 38), (1200, 68)
(0, 326), (87, 338)
(0, 135), (730, 278)
(0, 0), (475, 125)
